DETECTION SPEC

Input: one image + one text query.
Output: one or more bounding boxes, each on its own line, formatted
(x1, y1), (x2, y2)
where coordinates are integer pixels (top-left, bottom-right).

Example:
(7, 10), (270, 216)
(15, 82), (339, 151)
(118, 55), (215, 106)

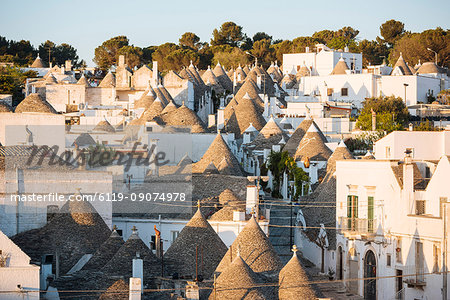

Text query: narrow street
(264, 197), (364, 300)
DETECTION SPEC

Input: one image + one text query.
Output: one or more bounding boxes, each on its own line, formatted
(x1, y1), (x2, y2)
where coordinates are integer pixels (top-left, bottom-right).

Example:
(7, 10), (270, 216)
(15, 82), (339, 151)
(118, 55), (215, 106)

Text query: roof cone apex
(337, 140), (347, 148)
(307, 123), (319, 133)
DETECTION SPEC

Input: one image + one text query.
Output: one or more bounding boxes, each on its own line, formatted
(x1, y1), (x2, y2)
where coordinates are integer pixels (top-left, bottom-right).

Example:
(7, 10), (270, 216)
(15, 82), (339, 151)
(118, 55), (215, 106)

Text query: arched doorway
(347, 248), (358, 294)
(364, 250), (377, 300)
(336, 246), (343, 280)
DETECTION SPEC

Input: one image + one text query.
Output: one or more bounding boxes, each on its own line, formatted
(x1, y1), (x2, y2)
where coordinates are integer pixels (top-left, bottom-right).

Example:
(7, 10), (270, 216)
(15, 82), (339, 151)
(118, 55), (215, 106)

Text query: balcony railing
(338, 217), (376, 234)
(403, 265), (426, 287)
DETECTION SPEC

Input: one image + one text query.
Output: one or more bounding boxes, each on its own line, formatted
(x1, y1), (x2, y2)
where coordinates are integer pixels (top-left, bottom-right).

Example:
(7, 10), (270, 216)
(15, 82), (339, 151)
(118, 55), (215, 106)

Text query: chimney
(263, 95), (269, 117)
(65, 60), (72, 72)
(246, 185), (258, 214)
(185, 281), (200, 300)
(403, 149), (415, 213)
(305, 47), (310, 53)
(118, 55), (125, 67)
(409, 123), (413, 131)
(132, 253), (143, 293)
(256, 76), (262, 89)
(129, 277), (142, 300)
(152, 61), (158, 87)
(371, 109), (376, 131)
(208, 114), (216, 128)
(61, 66), (65, 75)
(217, 108), (224, 130)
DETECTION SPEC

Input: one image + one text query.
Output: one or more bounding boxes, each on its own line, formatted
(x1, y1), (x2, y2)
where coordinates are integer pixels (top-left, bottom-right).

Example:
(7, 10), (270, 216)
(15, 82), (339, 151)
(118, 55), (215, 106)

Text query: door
(337, 246), (343, 280)
(364, 250), (377, 300)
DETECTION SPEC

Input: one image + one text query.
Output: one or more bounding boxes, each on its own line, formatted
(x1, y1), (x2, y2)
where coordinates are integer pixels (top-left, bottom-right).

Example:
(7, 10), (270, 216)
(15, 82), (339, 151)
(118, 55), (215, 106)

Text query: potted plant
(328, 267), (335, 281)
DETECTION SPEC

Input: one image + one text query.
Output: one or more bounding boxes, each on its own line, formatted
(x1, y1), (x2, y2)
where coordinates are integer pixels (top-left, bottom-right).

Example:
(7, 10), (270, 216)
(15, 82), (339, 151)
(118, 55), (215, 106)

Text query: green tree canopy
(358, 39), (389, 67)
(251, 39), (275, 67)
(179, 32), (201, 50)
(0, 36), (36, 66)
(117, 45), (143, 69)
(379, 19), (405, 47)
(356, 96), (409, 132)
(212, 47), (249, 69)
(253, 32), (272, 43)
(0, 66), (37, 104)
(93, 36), (129, 71)
(389, 28), (449, 68)
(211, 22), (247, 47)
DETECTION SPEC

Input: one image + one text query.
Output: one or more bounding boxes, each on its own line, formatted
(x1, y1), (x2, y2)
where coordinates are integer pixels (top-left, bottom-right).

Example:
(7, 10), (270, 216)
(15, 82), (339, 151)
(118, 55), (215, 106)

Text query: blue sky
(1, 0), (449, 66)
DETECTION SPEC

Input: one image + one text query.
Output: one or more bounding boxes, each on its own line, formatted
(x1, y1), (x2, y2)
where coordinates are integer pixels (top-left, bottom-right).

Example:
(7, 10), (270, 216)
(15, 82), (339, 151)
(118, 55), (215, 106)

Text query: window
(146, 127), (153, 132)
(171, 231), (179, 243)
(151, 235), (156, 250)
(347, 195), (358, 230)
(341, 88), (348, 96)
(368, 196), (374, 233)
(327, 88), (333, 96)
(385, 147), (391, 158)
(387, 254), (391, 267)
(416, 200), (426, 215)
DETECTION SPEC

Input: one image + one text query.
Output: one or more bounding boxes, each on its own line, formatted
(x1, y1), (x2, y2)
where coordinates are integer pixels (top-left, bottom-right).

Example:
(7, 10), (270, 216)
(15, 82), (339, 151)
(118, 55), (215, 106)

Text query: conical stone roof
(326, 140), (353, 173)
(15, 93), (57, 114)
(134, 89), (156, 109)
(98, 72), (115, 87)
(0, 102), (12, 112)
(392, 53), (412, 75)
(218, 188), (241, 206)
(93, 120), (115, 133)
(296, 62), (310, 78)
(202, 66), (225, 95)
(73, 133), (96, 147)
(250, 116), (287, 150)
(77, 75), (90, 87)
(213, 62), (233, 92)
(279, 246), (316, 300)
(212, 255), (263, 300)
(281, 74), (296, 89)
(193, 133), (243, 176)
(140, 98), (165, 122)
(331, 56), (349, 75)
(224, 97), (239, 120)
(204, 162), (220, 174)
(417, 62), (441, 74)
(83, 227), (124, 271)
(164, 207), (227, 278)
(30, 55), (44, 68)
(294, 124), (332, 161)
(215, 217), (282, 274)
(233, 96), (266, 137)
(98, 279), (129, 300)
(283, 118), (326, 157)
(235, 65), (247, 82)
(160, 100), (178, 115)
(163, 103), (207, 133)
(235, 80), (264, 109)
(102, 227), (160, 278)
(12, 195), (111, 275)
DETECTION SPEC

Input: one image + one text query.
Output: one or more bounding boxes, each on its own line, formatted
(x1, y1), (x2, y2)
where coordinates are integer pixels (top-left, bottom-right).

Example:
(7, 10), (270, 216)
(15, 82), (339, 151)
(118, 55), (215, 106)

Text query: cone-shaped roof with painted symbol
(193, 133), (243, 176)
(294, 123), (332, 161)
(164, 203), (227, 278)
(216, 216), (282, 274)
(279, 245), (316, 300)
